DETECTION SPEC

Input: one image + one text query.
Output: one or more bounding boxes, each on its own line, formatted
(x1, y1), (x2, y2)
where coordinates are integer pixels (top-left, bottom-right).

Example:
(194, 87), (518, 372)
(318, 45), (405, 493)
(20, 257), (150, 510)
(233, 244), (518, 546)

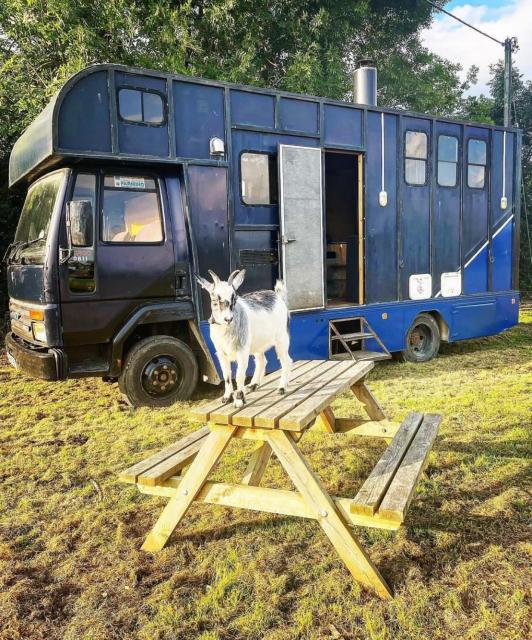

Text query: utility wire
(423, 0), (505, 46)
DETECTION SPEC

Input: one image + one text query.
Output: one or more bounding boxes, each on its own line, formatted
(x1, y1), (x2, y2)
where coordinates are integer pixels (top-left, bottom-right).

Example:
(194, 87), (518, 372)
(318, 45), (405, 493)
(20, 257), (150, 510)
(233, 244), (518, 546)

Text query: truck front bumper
(5, 332), (67, 381)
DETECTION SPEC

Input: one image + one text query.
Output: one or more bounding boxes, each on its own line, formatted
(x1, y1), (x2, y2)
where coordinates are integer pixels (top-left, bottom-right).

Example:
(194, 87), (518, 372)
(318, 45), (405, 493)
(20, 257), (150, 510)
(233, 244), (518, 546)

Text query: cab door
(278, 144), (324, 310)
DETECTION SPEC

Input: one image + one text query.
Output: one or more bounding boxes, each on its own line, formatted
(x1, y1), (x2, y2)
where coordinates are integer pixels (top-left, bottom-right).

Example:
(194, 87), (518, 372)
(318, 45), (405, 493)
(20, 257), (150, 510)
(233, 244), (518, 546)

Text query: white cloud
(421, 0), (532, 96)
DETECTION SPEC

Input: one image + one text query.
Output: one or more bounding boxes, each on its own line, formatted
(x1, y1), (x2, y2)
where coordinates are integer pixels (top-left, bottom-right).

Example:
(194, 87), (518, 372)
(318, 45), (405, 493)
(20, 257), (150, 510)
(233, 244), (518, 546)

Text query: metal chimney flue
(354, 59), (377, 106)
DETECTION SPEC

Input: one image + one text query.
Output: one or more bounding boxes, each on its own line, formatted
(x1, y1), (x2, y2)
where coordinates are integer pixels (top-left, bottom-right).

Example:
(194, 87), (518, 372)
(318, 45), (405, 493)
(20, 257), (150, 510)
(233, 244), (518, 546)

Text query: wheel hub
(409, 326), (429, 353)
(142, 357), (180, 397)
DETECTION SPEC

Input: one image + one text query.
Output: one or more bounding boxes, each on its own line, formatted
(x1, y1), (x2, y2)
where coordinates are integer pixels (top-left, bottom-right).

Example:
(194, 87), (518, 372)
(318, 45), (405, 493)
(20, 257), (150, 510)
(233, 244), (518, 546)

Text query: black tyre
(119, 336), (198, 408)
(400, 313), (440, 363)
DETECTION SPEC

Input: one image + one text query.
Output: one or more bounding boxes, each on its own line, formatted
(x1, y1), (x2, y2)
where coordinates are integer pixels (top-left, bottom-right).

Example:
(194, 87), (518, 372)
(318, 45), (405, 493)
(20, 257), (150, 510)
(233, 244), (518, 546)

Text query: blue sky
(421, 0), (531, 96)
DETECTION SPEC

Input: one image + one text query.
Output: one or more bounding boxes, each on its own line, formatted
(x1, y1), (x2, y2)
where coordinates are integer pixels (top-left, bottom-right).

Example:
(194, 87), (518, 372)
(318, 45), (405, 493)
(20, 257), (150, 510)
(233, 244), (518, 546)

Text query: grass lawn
(0, 312), (530, 640)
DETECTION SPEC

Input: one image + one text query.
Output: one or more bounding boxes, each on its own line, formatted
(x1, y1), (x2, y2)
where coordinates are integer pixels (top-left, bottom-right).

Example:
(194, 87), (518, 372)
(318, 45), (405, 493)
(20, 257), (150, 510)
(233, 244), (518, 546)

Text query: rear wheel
(119, 335), (198, 407)
(400, 313), (440, 363)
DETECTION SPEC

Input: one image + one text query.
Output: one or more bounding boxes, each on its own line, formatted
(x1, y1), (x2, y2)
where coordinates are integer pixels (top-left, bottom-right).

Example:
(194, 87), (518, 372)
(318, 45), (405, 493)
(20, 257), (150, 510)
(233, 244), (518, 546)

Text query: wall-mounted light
(209, 137), (225, 156)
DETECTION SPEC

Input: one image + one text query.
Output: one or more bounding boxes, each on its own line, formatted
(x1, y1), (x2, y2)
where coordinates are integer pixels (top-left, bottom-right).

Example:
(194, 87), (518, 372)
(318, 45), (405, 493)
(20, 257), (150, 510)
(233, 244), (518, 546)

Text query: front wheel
(400, 313), (440, 363)
(119, 335), (198, 407)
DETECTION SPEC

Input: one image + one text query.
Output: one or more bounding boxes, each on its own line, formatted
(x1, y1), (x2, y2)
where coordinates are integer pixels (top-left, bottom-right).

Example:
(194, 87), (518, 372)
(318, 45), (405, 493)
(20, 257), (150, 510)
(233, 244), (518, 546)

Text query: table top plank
(191, 360), (309, 422)
(209, 360), (320, 424)
(279, 360), (375, 430)
(254, 360), (355, 429)
(231, 360), (335, 427)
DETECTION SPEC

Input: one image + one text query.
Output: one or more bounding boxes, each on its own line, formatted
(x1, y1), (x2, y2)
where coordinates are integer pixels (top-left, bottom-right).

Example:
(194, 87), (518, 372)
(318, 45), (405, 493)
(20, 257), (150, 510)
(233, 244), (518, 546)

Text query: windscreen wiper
(3, 240), (24, 264)
(10, 236), (45, 263)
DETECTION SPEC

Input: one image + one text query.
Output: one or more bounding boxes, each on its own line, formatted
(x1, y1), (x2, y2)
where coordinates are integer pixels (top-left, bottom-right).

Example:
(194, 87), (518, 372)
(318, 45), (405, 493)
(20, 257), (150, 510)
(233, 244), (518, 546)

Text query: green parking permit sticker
(114, 177), (146, 189)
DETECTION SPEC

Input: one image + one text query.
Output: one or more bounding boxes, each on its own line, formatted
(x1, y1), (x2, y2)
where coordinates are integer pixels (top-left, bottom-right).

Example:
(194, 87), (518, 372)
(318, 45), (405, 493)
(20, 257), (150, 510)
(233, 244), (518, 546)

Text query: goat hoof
(247, 383), (258, 392)
(233, 398), (245, 409)
(222, 395), (232, 404)
(278, 387), (286, 395)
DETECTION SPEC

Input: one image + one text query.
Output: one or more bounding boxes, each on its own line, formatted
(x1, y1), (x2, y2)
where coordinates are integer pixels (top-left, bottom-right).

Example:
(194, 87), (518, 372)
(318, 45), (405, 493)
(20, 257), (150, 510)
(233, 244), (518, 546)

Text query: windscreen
(14, 171), (65, 260)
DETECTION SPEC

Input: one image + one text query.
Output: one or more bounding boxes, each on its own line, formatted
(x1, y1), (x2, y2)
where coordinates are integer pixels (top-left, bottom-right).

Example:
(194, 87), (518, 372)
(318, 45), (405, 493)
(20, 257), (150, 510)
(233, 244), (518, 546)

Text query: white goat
(195, 269), (292, 408)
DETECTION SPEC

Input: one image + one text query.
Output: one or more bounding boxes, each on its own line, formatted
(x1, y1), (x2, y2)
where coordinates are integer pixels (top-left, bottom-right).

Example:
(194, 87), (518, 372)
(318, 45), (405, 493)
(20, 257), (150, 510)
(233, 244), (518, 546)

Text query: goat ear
(194, 272), (214, 292)
(207, 269), (220, 286)
(231, 269), (246, 290)
(227, 270), (240, 285)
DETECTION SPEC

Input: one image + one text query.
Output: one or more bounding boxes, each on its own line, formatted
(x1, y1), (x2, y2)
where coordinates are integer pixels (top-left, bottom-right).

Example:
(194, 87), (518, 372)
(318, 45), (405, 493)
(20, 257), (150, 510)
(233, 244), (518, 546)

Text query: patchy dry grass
(0, 312), (531, 640)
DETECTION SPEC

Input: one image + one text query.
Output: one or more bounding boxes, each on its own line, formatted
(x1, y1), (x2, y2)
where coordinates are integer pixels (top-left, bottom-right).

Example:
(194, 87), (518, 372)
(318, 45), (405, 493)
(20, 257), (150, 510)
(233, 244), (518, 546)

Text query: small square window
(405, 131), (427, 159)
(468, 139), (486, 165)
(467, 164), (485, 189)
(405, 158), (426, 185)
(118, 89), (165, 125)
(241, 153), (278, 205)
(438, 135), (458, 162)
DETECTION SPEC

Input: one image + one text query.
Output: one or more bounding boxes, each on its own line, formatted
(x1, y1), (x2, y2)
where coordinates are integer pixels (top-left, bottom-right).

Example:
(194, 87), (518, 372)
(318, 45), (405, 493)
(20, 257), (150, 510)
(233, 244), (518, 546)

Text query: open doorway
(324, 150), (363, 307)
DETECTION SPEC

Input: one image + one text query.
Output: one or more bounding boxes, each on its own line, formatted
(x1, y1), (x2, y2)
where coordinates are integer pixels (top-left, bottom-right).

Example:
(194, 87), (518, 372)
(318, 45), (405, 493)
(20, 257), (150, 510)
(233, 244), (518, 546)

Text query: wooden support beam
(137, 476), (401, 531)
(141, 425), (236, 552)
(242, 443), (272, 486)
(315, 407), (336, 433)
(351, 381), (387, 421)
(267, 429), (393, 599)
(334, 418), (400, 438)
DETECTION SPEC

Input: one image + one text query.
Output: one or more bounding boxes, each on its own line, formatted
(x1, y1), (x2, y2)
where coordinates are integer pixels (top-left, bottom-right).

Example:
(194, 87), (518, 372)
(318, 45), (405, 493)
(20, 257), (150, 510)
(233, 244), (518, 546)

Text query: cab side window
(405, 131), (428, 185)
(101, 176), (163, 243)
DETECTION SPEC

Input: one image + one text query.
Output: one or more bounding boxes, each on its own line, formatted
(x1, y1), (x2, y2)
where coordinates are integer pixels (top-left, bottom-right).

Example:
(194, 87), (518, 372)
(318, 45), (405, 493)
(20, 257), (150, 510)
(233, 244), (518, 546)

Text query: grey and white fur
(195, 269), (292, 408)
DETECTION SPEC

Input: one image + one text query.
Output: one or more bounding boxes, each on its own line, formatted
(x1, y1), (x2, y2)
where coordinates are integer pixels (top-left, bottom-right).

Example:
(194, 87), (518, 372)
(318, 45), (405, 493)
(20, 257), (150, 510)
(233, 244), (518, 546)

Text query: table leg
(351, 380), (387, 421)
(316, 407), (336, 433)
(141, 425), (236, 552)
(242, 443), (272, 486)
(266, 429), (393, 600)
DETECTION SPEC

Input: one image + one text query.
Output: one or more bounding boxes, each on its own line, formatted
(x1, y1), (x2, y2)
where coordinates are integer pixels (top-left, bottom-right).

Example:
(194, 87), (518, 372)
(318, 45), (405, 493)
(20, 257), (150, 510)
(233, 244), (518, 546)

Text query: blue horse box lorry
(5, 63), (521, 407)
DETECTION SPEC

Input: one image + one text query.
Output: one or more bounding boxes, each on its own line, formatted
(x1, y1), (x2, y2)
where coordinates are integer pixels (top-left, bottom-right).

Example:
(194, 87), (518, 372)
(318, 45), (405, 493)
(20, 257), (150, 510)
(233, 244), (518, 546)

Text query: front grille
(239, 249), (278, 267)
(9, 301), (33, 340)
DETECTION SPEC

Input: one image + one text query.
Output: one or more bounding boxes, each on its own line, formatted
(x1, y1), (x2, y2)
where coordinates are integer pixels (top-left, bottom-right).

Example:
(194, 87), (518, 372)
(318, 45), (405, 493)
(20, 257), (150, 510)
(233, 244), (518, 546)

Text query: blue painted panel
(491, 218), (513, 291)
(463, 244), (488, 294)
(173, 81), (225, 159)
(187, 166), (229, 319)
(323, 105), (363, 147)
(58, 71), (111, 152)
(491, 131), (515, 228)
(400, 117), (431, 299)
(115, 73), (169, 156)
(279, 98), (319, 134)
(463, 126), (489, 292)
(199, 292), (519, 376)
(365, 112), (398, 303)
(232, 130), (319, 226)
(433, 122), (461, 295)
(230, 90), (275, 128)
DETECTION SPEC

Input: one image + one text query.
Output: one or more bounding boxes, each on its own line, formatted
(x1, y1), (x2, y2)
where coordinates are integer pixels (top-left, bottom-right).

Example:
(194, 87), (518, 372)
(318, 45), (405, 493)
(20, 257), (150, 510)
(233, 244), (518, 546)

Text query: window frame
(239, 150), (279, 207)
(404, 129), (429, 187)
(99, 172), (166, 245)
(117, 86), (167, 127)
(437, 134), (459, 188)
(466, 137), (488, 190)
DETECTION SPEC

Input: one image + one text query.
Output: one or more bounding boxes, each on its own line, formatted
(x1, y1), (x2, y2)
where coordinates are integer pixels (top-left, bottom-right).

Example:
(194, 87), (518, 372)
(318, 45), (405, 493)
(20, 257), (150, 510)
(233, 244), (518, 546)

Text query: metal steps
(329, 317), (391, 363)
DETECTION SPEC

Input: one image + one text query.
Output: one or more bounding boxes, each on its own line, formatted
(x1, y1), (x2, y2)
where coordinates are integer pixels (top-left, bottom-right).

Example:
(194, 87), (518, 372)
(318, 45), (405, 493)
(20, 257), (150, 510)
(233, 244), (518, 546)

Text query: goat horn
(227, 270), (240, 285)
(208, 269), (220, 285)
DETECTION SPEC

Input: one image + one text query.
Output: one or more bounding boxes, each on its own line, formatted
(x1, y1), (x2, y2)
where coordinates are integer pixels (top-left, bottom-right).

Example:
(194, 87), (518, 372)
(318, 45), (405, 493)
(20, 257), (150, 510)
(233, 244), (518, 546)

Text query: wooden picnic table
(121, 359), (441, 599)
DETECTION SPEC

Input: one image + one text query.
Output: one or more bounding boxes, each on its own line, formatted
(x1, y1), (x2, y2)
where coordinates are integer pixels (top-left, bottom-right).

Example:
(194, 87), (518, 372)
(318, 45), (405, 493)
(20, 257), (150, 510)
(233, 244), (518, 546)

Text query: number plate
(7, 351), (17, 369)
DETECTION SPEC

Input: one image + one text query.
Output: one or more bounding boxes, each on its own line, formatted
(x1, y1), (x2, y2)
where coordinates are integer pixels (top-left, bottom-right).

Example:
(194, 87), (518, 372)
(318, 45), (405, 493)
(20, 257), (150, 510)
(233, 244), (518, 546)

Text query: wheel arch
(109, 302), (220, 383)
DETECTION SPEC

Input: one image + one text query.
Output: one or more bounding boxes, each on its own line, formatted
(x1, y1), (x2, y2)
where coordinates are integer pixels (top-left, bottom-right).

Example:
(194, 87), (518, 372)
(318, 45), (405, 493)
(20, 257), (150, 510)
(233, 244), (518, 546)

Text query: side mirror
(67, 200), (93, 247)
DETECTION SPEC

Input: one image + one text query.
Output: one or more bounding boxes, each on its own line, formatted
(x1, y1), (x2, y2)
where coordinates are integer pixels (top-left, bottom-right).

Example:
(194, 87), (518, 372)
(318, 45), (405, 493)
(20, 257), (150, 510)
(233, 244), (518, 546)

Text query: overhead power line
(423, 0), (504, 46)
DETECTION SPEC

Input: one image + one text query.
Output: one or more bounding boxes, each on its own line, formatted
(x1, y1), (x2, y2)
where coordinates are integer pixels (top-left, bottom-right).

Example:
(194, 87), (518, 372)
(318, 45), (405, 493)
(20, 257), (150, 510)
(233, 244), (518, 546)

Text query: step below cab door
(278, 144), (325, 311)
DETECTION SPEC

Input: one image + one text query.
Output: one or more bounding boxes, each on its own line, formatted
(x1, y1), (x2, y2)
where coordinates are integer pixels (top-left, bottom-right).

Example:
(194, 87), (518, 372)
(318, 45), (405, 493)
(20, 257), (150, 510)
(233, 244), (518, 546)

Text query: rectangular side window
(118, 88), (165, 125)
(405, 130), (427, 185)
(69, 173), (97, 293)
(102, 176), (163, 243)
(241, 152), (278, 205)
(467, 138), (487, 189)
(437, 135), (458, 187)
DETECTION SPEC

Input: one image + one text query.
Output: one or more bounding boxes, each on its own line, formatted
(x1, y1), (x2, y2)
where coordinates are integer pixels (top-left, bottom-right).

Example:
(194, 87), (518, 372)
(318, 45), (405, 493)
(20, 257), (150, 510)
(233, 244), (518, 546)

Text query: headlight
(32, 321), (47, 343)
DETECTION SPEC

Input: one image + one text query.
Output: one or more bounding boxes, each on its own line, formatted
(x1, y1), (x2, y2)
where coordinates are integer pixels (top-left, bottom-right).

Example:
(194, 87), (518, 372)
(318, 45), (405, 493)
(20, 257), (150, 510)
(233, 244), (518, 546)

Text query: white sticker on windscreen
(114, 176), (146, 189)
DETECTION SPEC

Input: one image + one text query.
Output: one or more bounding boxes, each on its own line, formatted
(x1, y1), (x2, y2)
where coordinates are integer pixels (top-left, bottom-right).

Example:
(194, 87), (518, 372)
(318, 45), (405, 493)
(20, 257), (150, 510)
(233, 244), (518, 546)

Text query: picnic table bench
(120, 359), (441, 599)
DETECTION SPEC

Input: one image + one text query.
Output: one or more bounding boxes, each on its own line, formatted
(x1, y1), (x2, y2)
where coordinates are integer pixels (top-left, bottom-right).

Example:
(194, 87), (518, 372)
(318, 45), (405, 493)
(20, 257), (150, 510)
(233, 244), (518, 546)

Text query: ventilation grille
(239, 249), (278, 267)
